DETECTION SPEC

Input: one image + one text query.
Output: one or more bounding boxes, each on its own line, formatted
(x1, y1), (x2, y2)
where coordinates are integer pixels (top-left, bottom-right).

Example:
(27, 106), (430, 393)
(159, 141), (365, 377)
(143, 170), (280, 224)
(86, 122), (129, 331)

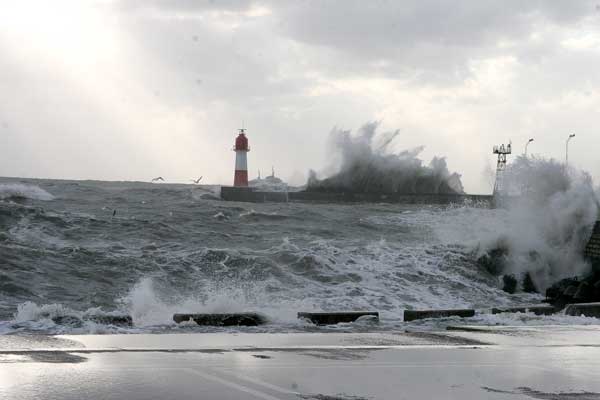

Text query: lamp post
(566, 134), (575, 167)
(525, 138), (534, 156)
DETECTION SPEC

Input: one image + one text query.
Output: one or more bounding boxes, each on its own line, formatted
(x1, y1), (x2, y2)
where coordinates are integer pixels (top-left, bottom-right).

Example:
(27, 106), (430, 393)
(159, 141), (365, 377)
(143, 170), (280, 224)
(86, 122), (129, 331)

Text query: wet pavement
(1, 326), (600, 399)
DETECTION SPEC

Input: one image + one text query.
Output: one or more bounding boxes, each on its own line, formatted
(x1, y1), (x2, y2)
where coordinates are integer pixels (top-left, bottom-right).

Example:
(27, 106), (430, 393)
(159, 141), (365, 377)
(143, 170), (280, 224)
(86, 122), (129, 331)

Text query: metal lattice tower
(493, 143), (512, 196)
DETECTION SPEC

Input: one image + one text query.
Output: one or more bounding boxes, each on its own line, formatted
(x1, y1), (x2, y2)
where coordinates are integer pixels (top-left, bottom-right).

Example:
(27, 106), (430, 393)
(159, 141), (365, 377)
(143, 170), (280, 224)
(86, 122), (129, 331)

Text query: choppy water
(1, 178), (597, 334)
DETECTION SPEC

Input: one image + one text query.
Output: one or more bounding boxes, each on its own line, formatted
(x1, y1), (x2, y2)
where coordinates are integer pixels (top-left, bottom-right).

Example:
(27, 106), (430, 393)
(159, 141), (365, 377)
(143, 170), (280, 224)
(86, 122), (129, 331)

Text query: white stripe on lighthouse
(235, 151), (247, 171)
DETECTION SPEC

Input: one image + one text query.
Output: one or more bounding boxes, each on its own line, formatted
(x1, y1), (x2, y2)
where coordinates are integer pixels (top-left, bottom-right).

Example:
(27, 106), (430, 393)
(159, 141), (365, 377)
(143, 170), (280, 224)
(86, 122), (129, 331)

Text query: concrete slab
(173, 313), (267, 326)
(491, 305), (556, 315)
(1, 328), (600, 399)
(404, 308), (475, 321)
(297, 311), (379, 325)
(51, 314), (133, 327)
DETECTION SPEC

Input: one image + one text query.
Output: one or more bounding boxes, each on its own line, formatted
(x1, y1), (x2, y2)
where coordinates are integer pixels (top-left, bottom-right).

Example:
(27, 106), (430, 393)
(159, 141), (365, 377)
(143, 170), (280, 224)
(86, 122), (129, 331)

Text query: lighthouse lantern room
(233, 128), (250, 187)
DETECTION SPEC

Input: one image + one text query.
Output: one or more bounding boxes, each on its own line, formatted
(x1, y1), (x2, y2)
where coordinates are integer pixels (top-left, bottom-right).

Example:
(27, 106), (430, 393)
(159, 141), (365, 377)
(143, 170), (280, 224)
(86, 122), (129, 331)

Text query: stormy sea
(1, 165), (598, 334)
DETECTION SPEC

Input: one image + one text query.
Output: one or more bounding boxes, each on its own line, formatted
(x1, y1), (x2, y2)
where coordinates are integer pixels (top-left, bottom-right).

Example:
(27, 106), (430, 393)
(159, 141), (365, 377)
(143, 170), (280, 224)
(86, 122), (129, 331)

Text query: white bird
(151, 177), (165, 183)
(190, 176), (203, 184)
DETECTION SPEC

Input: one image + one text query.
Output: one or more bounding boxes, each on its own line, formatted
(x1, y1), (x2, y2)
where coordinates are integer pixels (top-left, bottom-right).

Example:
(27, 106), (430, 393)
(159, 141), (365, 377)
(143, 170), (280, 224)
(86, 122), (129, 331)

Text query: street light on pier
(566, 134), (575, 167)
(525, 138), (534, 157)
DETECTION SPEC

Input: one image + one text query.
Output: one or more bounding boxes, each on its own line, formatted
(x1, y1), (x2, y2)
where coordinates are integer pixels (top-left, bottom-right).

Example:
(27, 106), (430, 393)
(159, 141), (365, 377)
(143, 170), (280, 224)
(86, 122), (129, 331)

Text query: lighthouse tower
(233, 128), (250, 187)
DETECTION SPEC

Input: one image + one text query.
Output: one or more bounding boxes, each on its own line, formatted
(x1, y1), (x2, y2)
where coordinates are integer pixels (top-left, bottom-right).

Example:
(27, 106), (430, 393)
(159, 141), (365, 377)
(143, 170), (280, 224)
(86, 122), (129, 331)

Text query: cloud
(119, 0), (255, 13)
(1, 0), (600, 191)
(275, 1), (596, 61)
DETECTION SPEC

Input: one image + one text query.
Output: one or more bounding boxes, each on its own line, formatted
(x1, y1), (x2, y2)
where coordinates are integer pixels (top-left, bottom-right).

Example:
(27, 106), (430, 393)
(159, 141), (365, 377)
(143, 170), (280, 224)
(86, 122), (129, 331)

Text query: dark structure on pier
(220, 186), (493, 205)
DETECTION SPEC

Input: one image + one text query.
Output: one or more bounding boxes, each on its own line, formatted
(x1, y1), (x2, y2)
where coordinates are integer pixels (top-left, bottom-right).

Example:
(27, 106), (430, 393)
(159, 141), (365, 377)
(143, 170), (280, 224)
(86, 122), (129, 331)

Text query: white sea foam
(213, 211), (228, 220)
(13, 301), (72, 323)
(7, 301), (137, 334)
(239, 209), (285, 219)
(468, 311), (600, 327)
(0, 183), (55, 201)
(190, 185), (221, 201)
(8, 216), (71, 249)
(4, 202), (595, 335)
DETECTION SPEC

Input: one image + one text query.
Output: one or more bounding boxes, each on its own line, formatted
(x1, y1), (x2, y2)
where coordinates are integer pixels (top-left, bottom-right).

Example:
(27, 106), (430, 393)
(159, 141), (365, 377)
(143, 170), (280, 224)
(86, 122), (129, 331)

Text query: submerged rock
(563, 285), (578, 298)
(502, 274), (517, 294)
(522, 272), (538, 293)
(477, 246), (509, 276)
(574, 281), (594, 302)
(594, 281), (600, 299)
(545, 272), (600, 309)
(546, 277), (579, 300)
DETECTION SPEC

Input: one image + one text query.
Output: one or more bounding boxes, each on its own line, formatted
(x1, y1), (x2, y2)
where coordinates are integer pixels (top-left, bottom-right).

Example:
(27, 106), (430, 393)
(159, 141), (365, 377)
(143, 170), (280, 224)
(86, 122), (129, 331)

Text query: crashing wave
(475, 155), (598, 291)
(0, 183), (55, 201)
(306, 122), (464, 194)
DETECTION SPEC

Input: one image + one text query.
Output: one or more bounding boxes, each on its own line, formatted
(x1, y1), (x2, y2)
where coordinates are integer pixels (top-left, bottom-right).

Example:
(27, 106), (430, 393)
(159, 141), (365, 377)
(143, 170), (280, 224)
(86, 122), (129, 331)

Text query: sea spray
(476, 155), (598, 291)
(117, 277), (300, 327)
(306, 122), (464, 194)
(13, 301), (73, 323)
(0, 183), (55, 201)
(117, 278), (241, 327)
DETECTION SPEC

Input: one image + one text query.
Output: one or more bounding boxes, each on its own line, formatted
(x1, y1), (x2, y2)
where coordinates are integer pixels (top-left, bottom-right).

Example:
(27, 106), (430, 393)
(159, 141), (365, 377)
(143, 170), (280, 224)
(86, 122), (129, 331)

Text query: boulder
(502, 275), (517, 294)
(546, 277), (579, 300)
(573, 282), (594, 302)
(477, 246), (509, 276)
(563, 285), (578, 298)
(594, 280), (600, 299)
(522, 272), (538, 293)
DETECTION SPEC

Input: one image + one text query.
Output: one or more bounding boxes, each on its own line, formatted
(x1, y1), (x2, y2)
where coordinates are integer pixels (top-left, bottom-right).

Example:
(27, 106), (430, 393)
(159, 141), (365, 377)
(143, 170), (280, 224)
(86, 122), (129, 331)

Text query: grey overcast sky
(1, 0), (599, 193)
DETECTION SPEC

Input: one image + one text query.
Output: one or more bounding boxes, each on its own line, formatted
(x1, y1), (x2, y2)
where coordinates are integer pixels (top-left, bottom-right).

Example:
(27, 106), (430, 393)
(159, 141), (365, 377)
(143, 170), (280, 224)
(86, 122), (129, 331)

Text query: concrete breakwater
(220, 186), (493, 205)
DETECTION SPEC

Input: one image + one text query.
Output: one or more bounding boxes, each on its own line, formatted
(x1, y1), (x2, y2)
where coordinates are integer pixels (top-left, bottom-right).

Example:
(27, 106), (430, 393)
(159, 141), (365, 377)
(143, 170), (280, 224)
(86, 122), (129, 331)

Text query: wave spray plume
(306, 122), (464, 194)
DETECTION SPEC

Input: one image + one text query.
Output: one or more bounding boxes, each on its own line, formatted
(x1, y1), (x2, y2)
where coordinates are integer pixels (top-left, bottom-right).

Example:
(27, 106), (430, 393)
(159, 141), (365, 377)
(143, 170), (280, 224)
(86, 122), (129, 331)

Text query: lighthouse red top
(234, 129), (249, 151)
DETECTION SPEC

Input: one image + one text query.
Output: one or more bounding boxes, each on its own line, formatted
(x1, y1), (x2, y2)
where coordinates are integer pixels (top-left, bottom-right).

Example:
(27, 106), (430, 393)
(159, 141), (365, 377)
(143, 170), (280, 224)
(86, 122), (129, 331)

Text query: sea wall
(289, 191), (492, 205)
(220, 186), (492, 205)
(220, 187), (288, 203)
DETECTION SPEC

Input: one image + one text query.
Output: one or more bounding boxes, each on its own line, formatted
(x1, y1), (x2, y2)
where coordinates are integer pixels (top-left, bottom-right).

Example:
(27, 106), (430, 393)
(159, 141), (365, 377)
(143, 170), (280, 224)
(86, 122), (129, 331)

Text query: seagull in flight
(151, 177), (165, 183)
(190, 176), (203, 184)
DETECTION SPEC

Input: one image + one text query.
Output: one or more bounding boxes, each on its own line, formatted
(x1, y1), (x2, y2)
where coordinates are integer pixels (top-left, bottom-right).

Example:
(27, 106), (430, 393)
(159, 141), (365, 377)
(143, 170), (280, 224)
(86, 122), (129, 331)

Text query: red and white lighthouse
(233, 128), (250, 187)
